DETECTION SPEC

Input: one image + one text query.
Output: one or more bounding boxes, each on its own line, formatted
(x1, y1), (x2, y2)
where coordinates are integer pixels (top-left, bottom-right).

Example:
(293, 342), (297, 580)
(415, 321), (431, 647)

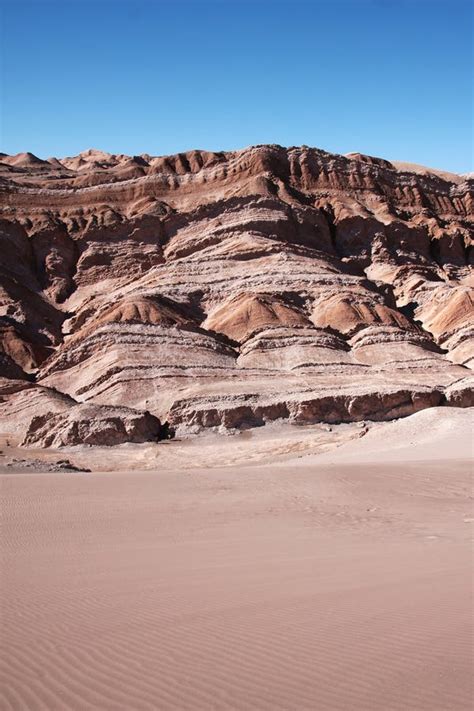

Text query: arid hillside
(0, 145), (472, 446)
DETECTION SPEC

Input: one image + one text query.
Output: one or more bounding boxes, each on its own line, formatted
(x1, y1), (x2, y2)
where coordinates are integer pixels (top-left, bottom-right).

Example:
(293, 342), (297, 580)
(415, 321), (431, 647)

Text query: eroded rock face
(445, 378), (474, 408)
(167, 387), (443, 432)
(22, 403), (162, 448)
(0, 144), (472, 441)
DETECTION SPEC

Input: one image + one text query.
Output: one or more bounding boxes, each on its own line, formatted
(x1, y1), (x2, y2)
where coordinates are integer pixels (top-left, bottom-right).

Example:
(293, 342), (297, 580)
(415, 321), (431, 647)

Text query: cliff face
(0, 145), (472, 445)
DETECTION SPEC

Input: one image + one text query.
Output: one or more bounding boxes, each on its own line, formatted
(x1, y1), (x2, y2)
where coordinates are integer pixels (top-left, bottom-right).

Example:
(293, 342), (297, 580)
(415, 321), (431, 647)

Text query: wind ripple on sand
(1, 460), (472, 710)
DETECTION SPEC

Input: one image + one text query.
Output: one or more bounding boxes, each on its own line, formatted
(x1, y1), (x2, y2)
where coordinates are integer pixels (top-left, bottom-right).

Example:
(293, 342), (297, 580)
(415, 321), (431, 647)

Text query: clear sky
(0, 0), (472, 172)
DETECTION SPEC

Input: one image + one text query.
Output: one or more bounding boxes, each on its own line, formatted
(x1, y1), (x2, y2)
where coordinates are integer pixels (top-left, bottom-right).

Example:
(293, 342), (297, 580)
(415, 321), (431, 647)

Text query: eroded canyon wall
(0, 145), (472, 445)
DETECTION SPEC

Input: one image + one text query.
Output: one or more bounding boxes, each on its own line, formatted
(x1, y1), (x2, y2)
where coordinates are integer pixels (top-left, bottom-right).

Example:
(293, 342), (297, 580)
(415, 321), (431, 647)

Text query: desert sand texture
(1, 407), (472, 711)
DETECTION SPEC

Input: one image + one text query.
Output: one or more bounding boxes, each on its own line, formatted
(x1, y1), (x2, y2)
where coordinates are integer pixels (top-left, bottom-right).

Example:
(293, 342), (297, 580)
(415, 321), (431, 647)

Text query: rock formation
(0, 144), (472, 446)
(22, 403), (162, 448)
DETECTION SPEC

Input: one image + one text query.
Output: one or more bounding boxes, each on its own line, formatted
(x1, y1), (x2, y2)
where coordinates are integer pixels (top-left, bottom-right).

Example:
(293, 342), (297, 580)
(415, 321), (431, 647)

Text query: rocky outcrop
(0, 144), (472, 442)
(167, 387), (444, 433)
(444, 377), (474, 408)
(22, 403), (162, 448)
(203, 293), (311, 343)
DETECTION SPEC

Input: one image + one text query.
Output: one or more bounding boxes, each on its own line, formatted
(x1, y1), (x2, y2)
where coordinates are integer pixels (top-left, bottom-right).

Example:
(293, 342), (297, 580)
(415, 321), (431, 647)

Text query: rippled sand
(1, 409), (472, 710)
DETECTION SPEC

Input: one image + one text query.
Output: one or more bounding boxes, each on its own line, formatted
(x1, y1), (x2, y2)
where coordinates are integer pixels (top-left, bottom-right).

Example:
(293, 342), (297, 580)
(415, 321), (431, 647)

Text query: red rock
(0, 144), (472, 442)
(22, 403), (162, 448)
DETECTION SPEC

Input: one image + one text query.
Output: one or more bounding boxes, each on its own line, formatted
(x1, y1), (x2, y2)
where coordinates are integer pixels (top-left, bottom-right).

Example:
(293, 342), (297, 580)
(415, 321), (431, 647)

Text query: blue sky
(1, 0), (472, 172)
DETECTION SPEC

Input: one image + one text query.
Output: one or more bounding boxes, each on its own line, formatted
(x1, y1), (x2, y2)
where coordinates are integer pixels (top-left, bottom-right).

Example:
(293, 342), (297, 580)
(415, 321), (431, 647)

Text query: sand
(1, 409), (473, 710)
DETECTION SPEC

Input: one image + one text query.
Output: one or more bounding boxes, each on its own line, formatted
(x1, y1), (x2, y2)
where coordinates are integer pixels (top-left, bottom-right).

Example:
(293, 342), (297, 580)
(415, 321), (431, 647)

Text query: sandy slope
(0, 410), (473, 710)
(311, 406), (474, 463)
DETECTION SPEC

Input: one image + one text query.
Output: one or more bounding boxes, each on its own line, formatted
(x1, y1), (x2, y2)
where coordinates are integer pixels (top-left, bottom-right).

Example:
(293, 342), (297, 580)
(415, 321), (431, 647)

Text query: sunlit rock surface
(0, 144), (472, 443)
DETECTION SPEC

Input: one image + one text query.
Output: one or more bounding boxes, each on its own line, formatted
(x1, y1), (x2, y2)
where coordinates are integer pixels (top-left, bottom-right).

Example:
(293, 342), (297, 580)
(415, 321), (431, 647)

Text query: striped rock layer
(0, 145), (472, 445)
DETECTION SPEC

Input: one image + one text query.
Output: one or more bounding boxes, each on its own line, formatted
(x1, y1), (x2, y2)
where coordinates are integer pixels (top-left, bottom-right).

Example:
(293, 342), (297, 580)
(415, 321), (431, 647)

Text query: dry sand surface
(1, 408), (473, 710)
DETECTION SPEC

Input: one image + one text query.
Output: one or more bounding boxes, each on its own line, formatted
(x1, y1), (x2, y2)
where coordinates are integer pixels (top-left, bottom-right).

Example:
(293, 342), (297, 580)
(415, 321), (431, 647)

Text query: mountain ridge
(0, 144), (472, 446)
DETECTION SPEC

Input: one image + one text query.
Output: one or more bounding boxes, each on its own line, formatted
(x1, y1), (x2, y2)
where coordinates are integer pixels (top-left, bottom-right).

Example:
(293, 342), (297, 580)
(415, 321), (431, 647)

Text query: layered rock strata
(0, 145), (472, 445)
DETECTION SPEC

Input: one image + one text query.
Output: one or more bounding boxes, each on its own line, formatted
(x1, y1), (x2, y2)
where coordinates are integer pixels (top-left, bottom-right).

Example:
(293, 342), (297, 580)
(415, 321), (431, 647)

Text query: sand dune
(1, 411), (472, 710)
(313, 406), (474, 463)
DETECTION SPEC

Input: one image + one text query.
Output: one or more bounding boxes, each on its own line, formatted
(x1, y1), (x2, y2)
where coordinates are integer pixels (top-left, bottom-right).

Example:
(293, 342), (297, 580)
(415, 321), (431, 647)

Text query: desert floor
(1, 408), (473, 710)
